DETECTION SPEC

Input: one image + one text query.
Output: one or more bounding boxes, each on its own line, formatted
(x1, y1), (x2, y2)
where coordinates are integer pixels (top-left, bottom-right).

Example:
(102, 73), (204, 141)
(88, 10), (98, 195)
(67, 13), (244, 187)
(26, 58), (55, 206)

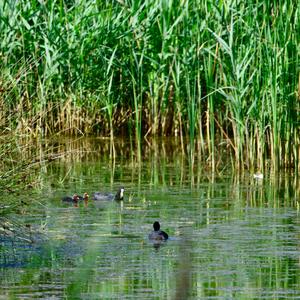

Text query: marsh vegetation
(0, 0), (298, 171)
(0, 2), (299, 298)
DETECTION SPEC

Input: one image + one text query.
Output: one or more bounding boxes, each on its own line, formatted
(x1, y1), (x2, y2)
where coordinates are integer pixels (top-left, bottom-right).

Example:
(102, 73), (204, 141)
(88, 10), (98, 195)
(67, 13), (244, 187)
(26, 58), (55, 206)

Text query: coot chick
(81, 192), (89, 201)
(93, 187), (124, 201)
(62, 193), (88, 202)
(62, 194), (80, 202)
(148, 221), (168, 241)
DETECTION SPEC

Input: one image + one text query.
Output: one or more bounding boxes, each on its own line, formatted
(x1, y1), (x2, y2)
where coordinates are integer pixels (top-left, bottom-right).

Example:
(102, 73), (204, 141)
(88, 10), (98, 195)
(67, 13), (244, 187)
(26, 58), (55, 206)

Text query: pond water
(0, 138), (300, 299)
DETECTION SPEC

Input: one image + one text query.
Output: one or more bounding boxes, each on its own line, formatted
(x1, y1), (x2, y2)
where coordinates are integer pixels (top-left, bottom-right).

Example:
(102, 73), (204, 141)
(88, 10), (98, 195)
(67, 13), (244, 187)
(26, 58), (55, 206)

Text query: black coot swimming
(93, 187), (124, 201)
(148, 221), (168, 241)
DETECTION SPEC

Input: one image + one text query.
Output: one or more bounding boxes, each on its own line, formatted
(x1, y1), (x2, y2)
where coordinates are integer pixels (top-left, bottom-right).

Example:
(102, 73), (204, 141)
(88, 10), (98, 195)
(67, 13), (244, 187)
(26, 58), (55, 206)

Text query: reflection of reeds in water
(49, 138), (300, 204)
(0, 137), (299, 211)
(174, 238), (192, 300)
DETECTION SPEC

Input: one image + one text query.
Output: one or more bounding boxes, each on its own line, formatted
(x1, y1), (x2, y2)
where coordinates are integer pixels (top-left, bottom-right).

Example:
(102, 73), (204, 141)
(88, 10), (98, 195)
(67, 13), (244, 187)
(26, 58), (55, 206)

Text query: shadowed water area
(0, 138), (300, 299)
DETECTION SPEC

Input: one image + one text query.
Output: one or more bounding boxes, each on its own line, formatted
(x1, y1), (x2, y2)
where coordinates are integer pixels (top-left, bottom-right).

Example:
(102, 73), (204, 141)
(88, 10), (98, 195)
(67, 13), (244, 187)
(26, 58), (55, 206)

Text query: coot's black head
(153, 221), (160, 231)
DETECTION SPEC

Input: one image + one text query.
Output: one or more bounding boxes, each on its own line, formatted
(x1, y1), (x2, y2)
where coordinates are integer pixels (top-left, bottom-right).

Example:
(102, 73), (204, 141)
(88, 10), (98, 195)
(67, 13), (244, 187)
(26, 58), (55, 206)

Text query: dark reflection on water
(0, 138), (300, 299)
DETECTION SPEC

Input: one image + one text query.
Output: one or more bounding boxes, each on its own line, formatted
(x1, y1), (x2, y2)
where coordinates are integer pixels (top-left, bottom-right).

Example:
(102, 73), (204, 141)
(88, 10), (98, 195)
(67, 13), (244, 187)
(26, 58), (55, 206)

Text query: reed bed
(0, 0), (298, 170)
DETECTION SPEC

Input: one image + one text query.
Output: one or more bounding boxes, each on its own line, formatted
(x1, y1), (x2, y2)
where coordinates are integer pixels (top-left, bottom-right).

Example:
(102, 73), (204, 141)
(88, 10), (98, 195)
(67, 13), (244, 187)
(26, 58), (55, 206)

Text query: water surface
(0, 138), (299, 299)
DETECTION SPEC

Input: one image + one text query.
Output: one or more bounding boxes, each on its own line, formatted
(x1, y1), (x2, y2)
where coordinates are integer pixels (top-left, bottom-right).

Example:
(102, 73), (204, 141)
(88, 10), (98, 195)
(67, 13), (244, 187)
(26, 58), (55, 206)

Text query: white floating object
(253, 172), (263, 179)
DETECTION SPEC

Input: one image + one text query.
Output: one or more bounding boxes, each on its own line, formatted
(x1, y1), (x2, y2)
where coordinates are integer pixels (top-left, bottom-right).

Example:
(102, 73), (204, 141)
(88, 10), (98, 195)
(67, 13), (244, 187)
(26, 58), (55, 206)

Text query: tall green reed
(0, 0), (298, 170)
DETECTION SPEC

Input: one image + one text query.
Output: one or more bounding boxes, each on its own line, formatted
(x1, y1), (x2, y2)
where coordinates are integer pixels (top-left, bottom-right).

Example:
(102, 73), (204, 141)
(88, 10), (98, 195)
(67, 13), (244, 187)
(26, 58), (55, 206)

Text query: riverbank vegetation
(0, 0), (299, 170)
